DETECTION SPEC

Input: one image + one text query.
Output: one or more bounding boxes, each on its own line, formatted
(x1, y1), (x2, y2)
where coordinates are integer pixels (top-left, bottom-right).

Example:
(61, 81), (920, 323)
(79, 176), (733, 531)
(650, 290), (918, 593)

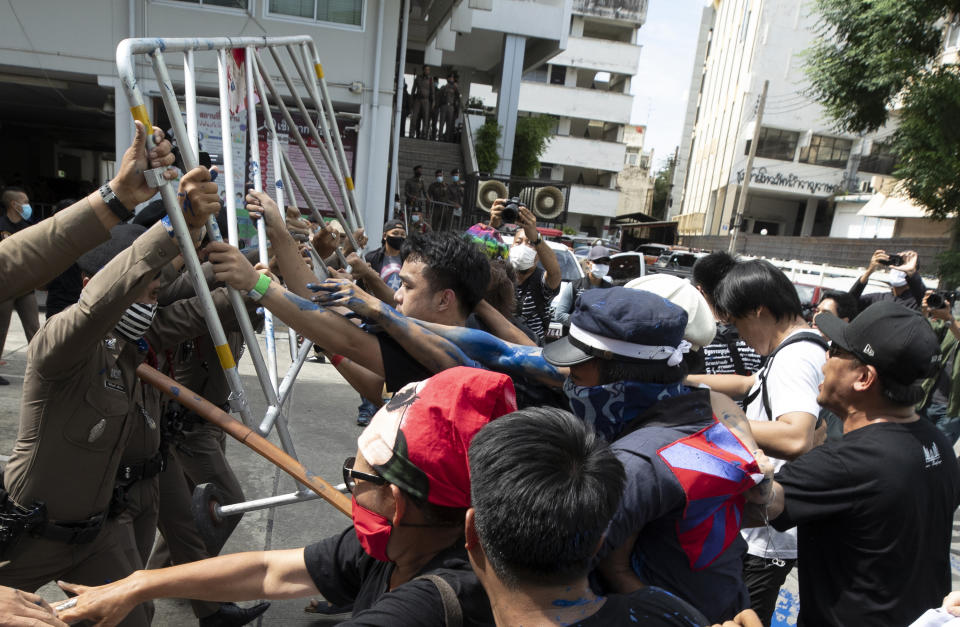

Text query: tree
(651, 155), (677, 221)
(510, 115), (555, 178)
(806, 0), (960, 283)
(475, 120), (501, 174)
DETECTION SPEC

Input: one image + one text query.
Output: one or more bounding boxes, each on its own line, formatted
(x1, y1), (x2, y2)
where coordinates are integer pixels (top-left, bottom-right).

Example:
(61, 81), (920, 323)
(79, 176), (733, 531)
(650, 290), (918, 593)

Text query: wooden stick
(136, 363), (352, 517)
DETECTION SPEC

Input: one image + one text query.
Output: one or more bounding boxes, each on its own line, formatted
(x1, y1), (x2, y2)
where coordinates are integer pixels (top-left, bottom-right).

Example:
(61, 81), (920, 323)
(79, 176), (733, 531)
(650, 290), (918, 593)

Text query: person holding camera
(848, 249), (926, 313)
(919, 290), (960, 444)
(491, 198), (561, 344)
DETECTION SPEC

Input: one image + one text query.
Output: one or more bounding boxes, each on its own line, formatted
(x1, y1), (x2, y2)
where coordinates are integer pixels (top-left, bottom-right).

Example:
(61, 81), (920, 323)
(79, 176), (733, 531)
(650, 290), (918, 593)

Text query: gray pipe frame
(251, 49), (361, 255)
(150, 51), (280, 412)
(306, 41), (366, 232)
(116, 45), (257, 424)
(287, 44), (363, 236)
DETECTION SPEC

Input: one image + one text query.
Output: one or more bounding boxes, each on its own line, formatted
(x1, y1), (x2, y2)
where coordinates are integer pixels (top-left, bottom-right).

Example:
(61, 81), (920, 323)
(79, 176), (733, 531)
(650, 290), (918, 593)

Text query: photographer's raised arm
(0, 121), (177, 300)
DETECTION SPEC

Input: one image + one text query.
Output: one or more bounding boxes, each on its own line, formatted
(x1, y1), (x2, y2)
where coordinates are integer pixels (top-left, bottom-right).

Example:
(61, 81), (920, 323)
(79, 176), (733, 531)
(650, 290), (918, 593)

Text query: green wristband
(248, 273), (272, 301)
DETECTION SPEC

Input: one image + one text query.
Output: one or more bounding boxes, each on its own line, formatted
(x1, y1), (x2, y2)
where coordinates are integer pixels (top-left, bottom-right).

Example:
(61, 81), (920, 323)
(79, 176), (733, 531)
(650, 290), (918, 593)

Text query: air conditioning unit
(518, 185), (566, 220)
(859, 180), (872, 193)
(476, 178), (508, 212)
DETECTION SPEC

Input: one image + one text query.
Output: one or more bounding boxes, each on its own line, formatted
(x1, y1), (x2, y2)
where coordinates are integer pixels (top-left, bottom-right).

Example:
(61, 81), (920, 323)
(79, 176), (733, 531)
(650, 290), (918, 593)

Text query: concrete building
(668, 0), (896, 240)
(615, 125), (655, 219)
(516, 0), (646, 237)
(0, 0), (570, 245)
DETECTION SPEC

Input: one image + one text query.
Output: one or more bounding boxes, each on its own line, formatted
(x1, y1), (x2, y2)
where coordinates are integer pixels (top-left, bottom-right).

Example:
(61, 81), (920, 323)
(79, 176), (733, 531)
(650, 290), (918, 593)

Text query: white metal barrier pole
(252, 50), (360, 250)
(246, 45), (279, 394)
(216, 49), (239, 247)
(117, 41), (254, 425)
(147, 48), (279, 414)
(293, 43), (364, 234)
(306, 41), (366, 232)
(184, 50), (199, 159)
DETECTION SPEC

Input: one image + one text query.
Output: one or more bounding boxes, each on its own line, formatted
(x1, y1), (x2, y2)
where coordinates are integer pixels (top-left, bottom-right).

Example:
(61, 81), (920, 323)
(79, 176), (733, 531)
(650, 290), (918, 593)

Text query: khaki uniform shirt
(3, 222), (178, 521)
(0, 198), (109, 302)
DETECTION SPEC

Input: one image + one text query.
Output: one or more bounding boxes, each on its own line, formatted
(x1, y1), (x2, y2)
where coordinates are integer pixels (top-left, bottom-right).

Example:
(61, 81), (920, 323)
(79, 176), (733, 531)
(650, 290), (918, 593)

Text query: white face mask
(889, 269), (907, 287)
(590, 263), (609, 279)
(509, 244), (537, 272)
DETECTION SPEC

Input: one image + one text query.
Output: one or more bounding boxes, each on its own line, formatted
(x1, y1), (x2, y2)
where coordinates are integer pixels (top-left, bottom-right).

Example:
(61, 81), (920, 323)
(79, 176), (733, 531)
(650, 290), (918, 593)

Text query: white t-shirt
(741, 329), (826, 559)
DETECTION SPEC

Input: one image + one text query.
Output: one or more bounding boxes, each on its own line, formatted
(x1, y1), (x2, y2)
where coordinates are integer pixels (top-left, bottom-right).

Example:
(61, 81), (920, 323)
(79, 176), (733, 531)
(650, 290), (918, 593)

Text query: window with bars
(859, 141), (897, 175)
(268, 0), (363, 26)
(799, 134), (852, 168)
(745, 127), (800, 161)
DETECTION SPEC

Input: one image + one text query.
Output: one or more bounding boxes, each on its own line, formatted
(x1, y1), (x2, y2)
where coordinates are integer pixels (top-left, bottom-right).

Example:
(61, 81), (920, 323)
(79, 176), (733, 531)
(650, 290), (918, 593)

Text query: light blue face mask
(17, 203), (32, 222)
(563, 378), (690, 441)
(452, 175), (460, 182)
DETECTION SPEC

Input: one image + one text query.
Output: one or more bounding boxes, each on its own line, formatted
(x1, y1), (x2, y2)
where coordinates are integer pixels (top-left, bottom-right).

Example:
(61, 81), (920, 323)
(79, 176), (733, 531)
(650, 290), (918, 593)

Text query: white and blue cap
(543, 287), (689, 367)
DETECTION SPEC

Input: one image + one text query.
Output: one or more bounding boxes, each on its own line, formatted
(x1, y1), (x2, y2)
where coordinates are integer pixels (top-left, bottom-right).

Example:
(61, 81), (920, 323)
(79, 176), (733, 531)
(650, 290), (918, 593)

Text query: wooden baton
(136, 363), (352, 517)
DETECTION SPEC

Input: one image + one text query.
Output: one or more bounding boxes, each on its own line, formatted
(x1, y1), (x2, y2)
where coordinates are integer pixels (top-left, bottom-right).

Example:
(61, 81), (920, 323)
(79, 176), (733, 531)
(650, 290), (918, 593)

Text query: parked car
(635, 243), (671, 267)
(651, 251), (707, 279)
(607, 252), (646, 286)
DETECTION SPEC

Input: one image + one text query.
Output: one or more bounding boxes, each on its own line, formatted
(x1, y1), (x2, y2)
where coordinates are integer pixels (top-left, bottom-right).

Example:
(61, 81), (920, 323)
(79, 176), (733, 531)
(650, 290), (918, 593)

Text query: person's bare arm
(328, 354), (385, 406)
(244, 191), (317, 299)
(685, 373), (756, 399)
(473, 300), (537, 346)
(206, 242), (385, 377)
(309, 278), (481, 374)
(519, 205), (561, 290)
(57, 549), (314, 626)
(749, 411), (817, 460)
(741, 480), (785, 528)
(346, 252), (396, 305)
(596, 532), (646, 594)
(710, 390), (759, 451)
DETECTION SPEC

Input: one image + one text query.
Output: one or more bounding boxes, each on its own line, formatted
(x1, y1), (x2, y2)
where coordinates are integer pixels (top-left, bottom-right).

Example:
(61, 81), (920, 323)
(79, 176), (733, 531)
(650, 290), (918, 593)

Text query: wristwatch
(99, 183), (135, 222)
(532, 235), (543, 246)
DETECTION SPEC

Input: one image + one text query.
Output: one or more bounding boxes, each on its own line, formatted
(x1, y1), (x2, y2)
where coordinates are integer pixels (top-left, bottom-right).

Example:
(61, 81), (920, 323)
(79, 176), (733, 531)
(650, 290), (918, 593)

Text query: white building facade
(516, 0), (646, 237)
(669, 0), (896, 239)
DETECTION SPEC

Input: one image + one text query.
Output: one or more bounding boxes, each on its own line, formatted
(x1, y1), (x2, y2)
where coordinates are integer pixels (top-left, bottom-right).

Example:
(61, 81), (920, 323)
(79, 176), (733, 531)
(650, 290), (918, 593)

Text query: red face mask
(352, 495), (393, 562)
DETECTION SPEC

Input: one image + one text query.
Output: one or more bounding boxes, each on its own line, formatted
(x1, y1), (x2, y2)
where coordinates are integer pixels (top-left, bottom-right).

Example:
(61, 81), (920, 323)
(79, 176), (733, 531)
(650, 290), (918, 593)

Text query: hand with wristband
(206, 241), (263, 296)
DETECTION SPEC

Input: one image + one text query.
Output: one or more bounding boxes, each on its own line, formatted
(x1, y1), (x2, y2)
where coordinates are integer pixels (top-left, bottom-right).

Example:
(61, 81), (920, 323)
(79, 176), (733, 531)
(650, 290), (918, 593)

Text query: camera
(878, 253), (904, 266)
(500, 197), (521, 224)
(927, 291), (957, 310)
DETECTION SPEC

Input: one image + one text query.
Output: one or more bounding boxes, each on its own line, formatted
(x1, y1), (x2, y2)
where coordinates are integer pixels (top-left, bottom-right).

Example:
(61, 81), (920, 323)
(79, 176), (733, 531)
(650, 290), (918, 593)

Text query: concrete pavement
(0, 302), (362, 625)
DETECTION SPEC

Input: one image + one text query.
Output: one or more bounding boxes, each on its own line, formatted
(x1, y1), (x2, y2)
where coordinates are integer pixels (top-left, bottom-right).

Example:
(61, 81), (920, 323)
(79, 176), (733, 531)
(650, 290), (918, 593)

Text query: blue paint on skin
(284, 291), (322, 311)
(551, 598), (591, 607)
(171, 386), (180, 397)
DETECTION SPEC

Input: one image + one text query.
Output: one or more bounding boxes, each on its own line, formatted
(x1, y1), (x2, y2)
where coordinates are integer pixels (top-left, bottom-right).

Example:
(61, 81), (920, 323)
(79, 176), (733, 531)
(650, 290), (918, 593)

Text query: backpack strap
(416, 574), (463, 627)
(744, 332), (829, 421)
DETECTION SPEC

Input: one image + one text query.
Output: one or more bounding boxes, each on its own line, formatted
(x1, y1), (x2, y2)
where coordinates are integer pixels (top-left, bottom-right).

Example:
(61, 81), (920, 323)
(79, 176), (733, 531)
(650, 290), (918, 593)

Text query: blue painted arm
(416, 321), (567, 388)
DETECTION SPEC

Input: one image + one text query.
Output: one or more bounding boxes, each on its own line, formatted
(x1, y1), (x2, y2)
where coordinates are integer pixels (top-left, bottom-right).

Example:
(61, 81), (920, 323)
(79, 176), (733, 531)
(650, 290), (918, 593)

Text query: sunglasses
(828, 343), (860, 361)
(342, 456), (388, 494)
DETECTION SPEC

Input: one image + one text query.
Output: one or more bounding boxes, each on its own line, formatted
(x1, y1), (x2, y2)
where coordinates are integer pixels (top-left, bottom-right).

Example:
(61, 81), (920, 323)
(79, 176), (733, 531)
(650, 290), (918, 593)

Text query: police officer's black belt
(39, 512), (106, 545)
(116, 449), (167, 485)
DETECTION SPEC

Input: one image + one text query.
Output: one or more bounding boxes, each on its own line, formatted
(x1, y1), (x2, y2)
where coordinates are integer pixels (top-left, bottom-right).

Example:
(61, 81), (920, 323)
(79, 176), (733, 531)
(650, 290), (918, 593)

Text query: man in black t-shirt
(58, 368), (517, 626)
(743, 301), (960, 626)
(466, 406), (710, 626)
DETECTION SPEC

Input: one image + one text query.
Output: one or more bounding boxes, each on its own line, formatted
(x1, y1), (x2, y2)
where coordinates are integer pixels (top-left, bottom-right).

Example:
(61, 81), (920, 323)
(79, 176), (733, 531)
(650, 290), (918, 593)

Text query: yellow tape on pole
(314, 63), (324, 79)
(130, 104), (151, 128)
(215, 343), (237, 370)
(345, 177), (355, 191)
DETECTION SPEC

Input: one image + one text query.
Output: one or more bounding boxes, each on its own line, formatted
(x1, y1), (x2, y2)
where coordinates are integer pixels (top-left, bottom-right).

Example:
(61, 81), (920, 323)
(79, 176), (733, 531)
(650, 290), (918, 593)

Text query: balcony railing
(573, 0), (647, 24)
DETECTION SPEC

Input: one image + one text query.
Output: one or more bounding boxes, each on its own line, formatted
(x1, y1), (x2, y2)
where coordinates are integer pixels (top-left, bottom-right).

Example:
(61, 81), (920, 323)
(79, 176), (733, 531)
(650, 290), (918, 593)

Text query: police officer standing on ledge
(0, 164), (221, 627)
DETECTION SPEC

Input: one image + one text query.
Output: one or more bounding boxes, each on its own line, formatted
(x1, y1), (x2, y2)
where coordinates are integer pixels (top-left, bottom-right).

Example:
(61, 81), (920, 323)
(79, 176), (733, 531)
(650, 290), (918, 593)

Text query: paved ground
(0, 304), (362, 625)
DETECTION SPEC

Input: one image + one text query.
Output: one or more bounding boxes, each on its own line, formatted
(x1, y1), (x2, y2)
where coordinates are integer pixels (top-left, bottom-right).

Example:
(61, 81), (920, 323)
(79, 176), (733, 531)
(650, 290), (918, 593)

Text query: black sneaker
(0, 375), (8, 386)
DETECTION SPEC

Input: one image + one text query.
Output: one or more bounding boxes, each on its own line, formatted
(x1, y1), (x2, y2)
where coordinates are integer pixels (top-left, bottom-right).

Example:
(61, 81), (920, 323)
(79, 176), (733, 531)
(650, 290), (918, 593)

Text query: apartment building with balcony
(668, 0), (896, 240)
(517, 0), (646, 237)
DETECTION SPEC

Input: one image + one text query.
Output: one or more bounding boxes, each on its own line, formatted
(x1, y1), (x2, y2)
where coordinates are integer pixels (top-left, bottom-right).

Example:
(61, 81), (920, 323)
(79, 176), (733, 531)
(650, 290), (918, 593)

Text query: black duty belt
(0, 489), (105, 548)
(38, 512), (106, 544)
(116, 449), (167, 485)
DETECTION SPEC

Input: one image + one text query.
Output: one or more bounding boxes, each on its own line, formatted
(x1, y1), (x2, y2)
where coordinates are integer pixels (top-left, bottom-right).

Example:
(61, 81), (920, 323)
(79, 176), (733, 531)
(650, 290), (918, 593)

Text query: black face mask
(385, 235), (405, 250)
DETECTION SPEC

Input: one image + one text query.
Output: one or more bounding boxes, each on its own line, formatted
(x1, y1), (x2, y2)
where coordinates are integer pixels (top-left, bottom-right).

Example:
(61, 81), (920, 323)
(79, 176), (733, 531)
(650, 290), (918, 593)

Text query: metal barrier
(116, 36), (362, 521)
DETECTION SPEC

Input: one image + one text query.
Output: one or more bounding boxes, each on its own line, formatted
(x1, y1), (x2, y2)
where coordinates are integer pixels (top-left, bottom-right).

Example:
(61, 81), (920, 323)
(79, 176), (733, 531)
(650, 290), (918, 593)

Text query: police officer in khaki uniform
(0, 167), (219, 627)
(0, 122), (176, 302)
(409, 65), (433, 139)
(437, 73), (461, 142)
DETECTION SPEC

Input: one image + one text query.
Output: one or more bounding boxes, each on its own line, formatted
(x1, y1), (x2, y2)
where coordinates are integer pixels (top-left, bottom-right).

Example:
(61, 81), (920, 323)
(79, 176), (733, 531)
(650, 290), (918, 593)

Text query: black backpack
(742, 331), (829, 421)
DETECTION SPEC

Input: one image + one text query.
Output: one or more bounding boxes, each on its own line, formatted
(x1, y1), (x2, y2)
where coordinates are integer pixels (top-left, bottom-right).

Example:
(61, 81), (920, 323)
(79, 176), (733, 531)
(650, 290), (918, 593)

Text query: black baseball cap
(383, 219), (405, 233)
(543, 287), (688, 366)
(815, 301), (940, 397)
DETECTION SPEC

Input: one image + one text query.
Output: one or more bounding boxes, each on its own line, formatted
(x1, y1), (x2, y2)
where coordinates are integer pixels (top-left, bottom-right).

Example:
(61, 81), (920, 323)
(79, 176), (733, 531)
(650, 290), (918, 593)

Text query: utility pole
(728, 80), (768, 254)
